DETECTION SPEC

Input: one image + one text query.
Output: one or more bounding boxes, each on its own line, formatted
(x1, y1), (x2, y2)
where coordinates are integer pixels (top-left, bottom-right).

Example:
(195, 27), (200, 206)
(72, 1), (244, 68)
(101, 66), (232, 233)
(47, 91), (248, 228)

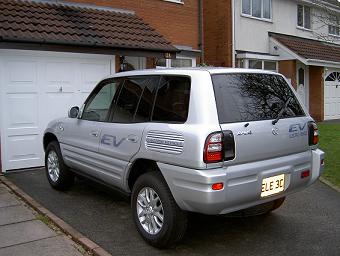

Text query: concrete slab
(0, 236), (84, 256)
(0, 205), (35, 226)
(0, 220), (56, 248)
(0, 186), (9, 194)
(0, 193), (20, 208)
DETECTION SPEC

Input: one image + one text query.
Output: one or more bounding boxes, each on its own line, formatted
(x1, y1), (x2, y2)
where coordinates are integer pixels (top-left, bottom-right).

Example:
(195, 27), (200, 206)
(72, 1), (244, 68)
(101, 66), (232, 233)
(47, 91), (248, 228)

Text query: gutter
(199, 0), (204, 63)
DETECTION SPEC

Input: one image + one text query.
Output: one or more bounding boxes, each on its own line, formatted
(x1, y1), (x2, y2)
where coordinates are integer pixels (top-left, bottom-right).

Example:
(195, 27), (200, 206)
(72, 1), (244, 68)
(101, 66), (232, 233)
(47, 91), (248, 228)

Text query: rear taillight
(203, 131), (235, 163)
(308, 122), (319, 145)
(204, 132), (223, 163)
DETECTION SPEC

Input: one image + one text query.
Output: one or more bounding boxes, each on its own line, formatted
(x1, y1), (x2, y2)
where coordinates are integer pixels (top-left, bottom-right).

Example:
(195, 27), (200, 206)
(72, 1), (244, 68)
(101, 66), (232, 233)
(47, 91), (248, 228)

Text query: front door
(60, 78), (121, 178)
(296, 63), (309, 110)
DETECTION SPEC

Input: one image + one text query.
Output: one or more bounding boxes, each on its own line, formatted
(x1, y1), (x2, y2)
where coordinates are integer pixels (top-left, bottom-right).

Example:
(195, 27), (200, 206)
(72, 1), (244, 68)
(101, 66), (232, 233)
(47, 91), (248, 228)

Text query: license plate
(261, 174), (285, 197)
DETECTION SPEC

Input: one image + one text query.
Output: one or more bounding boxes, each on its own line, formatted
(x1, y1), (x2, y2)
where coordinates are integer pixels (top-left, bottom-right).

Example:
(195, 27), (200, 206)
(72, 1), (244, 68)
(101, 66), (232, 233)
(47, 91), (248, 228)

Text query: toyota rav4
(43, 68), (324, 248)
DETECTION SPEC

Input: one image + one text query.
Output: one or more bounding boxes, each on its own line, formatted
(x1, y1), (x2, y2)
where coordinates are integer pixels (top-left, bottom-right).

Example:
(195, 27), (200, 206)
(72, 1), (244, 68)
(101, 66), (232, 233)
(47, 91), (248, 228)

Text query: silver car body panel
(44, 68), (325, 214)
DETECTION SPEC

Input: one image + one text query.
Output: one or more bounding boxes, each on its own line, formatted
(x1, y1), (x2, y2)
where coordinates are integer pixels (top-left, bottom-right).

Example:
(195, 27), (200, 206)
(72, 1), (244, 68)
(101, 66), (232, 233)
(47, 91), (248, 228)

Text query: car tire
(45, 141), (74, 191)
(131, 171), (187, 248)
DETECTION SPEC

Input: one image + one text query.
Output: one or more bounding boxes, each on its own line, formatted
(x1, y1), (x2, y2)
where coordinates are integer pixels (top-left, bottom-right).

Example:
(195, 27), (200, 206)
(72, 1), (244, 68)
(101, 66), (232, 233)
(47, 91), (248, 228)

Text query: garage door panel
(45, 61), (77, 93)
(42, 93), (76, 120)
(80, 62), (110, 93)
(6, 94), (38, 128)
(5, 61), (37, 92)
(6, 134), (42, 169)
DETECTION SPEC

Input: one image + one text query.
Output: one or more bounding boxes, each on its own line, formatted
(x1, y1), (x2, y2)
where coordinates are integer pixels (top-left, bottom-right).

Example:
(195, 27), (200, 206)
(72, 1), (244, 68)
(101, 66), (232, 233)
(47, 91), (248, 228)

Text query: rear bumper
(158, 149), (325, 215)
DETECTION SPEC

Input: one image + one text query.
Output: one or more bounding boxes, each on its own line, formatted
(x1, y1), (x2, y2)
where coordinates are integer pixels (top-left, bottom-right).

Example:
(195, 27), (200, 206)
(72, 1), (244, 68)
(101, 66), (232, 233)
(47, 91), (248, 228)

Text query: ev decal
(101, 134), (125, 147)
(289, 123), (308, 138)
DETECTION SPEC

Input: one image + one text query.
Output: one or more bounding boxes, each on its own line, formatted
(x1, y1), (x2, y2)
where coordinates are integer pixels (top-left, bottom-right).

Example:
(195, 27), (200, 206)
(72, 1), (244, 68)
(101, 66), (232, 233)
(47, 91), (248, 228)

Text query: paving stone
(0, 193), (20, 208)
(0, 235), (83, 256)
(0, 220), (56, 248)
(0, 205), (35, 226)
(0, 186), (9, 194)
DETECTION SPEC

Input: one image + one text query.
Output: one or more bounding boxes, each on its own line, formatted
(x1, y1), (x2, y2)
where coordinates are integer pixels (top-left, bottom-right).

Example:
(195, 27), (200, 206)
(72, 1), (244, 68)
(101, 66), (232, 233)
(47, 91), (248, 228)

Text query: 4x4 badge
(272, 127), (279, 135)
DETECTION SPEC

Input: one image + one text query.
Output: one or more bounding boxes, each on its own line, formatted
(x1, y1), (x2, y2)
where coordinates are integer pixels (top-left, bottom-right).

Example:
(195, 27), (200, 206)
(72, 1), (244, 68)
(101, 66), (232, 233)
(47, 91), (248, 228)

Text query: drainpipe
(199, 0), (204, 64)
(232, 0), (236, 67)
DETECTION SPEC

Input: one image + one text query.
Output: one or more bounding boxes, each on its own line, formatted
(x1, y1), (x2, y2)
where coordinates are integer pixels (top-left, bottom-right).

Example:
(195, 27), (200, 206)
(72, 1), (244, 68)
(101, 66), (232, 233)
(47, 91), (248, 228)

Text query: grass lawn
(317, 123), (340, 188)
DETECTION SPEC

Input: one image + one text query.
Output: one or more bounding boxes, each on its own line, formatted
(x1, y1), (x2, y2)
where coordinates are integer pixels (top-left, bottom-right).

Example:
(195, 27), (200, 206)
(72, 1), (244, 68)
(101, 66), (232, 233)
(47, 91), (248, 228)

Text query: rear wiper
(272, 97), (292, 125)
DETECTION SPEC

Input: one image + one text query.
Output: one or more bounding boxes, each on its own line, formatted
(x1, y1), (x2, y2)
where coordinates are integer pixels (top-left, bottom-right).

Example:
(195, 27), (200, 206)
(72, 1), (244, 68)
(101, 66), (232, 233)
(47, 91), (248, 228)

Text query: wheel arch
(43, 132), (59, 151)
(127, 158), (163, 191)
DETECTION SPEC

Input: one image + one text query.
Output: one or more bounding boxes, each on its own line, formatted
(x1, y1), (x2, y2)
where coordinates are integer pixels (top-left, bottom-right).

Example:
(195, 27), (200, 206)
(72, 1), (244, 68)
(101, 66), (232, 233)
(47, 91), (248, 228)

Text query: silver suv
(43, 68), (324, 248)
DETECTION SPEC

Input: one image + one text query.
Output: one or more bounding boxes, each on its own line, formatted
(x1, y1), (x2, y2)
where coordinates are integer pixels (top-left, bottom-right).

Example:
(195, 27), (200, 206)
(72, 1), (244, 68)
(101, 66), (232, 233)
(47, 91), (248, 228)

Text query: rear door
(211, 73), (309, 165)
(98, 76), (160, 188)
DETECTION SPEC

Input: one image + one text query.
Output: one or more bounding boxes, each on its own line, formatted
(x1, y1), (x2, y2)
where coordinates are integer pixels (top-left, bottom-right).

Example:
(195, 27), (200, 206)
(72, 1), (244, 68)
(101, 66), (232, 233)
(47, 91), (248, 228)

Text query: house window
(329, 15), (340, 36)
(156, 57), (196, 68)
(248, 59), (277, 71)
(297, 5), (311, 29)
(242, 0), (272, 20)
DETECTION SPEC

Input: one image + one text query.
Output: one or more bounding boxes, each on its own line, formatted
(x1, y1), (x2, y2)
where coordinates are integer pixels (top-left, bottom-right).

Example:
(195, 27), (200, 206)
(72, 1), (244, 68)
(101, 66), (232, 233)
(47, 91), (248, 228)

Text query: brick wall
(68, 0), (199, 50)
(309, 66), (324, 122)
(278, 60), (297, 89)
(203, 0), (232, 67)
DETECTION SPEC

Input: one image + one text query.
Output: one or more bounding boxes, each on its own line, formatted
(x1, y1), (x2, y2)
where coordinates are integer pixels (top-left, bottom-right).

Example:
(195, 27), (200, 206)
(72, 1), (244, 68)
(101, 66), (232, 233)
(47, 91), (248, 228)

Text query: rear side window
(152, 76), (191, 123)
(212, 73), (305, 123)
(112, 76), (159, 123)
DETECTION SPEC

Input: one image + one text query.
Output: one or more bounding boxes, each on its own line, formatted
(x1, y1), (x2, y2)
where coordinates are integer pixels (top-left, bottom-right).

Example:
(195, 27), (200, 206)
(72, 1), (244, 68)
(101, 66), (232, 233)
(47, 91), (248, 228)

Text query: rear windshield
(212, 73), (305, 123)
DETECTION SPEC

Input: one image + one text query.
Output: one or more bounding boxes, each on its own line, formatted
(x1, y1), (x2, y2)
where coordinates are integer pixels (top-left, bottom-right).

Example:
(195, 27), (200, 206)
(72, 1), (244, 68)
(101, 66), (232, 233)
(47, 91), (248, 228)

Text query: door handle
(90, 131), (99, 137)
(127, 135), (138, 143)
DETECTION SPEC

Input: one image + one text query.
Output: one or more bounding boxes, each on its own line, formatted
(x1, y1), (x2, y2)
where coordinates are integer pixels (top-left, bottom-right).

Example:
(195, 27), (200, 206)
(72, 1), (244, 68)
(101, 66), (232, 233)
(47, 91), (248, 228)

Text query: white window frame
(328, 15), (340, 37)
(241, 0), (272, 21)
(243, 59), (278, 72)
(297, 4), (312, 31)
(156, 55), (196, 69)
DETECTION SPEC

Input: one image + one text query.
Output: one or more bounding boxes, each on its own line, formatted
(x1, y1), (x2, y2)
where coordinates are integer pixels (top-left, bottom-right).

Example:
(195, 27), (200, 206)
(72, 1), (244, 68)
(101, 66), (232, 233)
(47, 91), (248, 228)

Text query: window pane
(134, 77), (160, 122)
(263, 0), (271, 19)
(82, 79), (120, 122)
(242, 0), (251, 15)
(263, 61), (277, 71)
(112, 78), (144, 123)
(297, 5), (303, 27)
(252, 0), (262, 18)
(304, 6), (311, 29)
(249, 59), (262, 69)
(171, 59), (193, 68)
(212, 74), (305, 123)
(152, 76), (191, 123)
(156, 58), (166, 67)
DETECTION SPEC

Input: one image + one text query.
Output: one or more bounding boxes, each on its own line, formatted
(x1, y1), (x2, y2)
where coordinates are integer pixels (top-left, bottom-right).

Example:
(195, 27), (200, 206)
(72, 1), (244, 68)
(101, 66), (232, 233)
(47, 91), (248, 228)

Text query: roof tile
(0, 0), (177, 53)
(269, 32), (340, 63)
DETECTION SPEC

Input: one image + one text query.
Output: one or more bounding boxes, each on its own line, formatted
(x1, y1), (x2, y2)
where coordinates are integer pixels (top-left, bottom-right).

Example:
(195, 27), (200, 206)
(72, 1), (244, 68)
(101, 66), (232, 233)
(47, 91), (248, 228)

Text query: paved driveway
(6, 168), (340, 256)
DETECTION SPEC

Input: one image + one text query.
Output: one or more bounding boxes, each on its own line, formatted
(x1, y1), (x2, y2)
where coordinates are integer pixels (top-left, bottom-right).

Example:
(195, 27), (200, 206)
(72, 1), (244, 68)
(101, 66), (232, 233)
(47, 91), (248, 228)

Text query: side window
(82, 79), (121, 122)
(152, 76), (191, 123)
(112, 76), (159, 123)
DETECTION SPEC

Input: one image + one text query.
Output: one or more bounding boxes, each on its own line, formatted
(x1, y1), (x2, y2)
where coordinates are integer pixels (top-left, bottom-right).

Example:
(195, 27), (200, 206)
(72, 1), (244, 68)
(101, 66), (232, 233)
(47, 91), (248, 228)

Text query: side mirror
(68, 106), (79, 118)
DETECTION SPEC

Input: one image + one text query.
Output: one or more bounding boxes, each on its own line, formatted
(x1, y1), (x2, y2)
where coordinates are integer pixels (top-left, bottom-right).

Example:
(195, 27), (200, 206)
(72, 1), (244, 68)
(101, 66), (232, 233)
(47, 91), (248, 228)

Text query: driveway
(5, 168), (340, 256)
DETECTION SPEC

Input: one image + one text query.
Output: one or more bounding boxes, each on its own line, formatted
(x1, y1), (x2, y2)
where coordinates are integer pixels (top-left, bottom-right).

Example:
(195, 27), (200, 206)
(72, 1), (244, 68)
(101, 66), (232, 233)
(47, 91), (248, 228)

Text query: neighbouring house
(204, 0), (340, 122)
(0, 0), (201, 172)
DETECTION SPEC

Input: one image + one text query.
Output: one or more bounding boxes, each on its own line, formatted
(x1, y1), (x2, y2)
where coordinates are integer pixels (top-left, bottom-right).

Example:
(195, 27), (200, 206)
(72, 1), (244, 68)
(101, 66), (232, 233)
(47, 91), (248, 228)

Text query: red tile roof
(270, 32), (340, 63)
(0, 0), (177, 53)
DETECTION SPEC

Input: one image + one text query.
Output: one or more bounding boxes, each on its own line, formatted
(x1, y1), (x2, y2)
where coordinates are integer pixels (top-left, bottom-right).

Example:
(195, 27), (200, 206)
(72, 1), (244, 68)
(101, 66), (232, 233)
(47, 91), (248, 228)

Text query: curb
(319, 177), (340, 193)
(0, 176), (112, 256)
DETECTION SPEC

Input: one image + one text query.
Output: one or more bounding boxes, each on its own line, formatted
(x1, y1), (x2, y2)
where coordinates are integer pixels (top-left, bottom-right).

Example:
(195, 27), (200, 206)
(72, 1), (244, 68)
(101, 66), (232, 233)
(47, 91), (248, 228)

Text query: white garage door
(324, 70), (340, 120)
(0, 50), (114, 171)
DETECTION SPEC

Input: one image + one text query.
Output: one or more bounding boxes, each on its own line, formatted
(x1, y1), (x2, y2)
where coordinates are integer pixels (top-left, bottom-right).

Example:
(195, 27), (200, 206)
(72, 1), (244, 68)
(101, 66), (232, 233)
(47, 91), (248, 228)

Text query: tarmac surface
(6, 168), (340, 256)
(0, 182), (84, 256)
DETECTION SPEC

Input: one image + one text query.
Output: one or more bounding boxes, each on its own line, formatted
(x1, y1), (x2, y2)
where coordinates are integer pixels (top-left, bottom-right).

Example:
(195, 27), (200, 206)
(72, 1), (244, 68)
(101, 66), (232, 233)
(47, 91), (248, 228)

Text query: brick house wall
(203, 0), (232, 67)
(68, 0), (200, 51)
(279, 60), (297, 89)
